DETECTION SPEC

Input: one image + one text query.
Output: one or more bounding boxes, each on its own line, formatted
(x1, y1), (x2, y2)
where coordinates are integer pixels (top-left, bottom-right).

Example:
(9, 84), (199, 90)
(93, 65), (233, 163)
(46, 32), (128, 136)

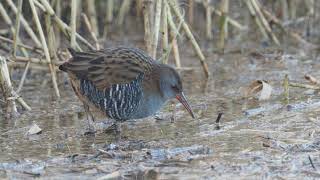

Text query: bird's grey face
(159, 65), (195, 118)
(159, 66), (182, 99)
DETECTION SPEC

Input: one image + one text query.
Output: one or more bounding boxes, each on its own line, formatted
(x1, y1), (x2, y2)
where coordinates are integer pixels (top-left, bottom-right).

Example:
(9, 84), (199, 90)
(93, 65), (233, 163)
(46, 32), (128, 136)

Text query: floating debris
(26, 123), (42, 136)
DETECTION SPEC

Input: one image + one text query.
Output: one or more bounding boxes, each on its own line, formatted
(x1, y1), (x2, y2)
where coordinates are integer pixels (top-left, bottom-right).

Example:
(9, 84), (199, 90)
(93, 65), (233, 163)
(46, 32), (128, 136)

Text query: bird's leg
(84, 103), (97, 135)
(101, 121), (122, 140)
(114, 122), (122, 142)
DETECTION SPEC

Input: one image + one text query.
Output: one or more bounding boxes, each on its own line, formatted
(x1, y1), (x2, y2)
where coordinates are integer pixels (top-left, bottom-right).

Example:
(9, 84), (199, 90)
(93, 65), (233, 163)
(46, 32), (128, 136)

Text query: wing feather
(59, 47), (154, 90)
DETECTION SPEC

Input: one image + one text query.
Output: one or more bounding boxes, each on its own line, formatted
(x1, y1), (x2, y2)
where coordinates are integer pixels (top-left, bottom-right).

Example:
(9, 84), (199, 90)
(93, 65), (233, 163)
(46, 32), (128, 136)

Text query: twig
(0, 56), (18, 117)
(283, 74), (289, 103)
(289, 82), (320, 90)
(308, 155), (317, 170)
(216, 112), (223, 123)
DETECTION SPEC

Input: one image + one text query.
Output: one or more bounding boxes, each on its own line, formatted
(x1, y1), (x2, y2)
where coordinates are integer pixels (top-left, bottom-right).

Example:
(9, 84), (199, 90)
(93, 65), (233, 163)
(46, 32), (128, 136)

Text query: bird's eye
(172, 85), (179, 91)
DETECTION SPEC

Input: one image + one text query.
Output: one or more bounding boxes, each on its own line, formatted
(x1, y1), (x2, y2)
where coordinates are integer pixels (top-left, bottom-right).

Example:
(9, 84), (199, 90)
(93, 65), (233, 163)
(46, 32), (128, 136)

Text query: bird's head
(158, 64), (195, 118)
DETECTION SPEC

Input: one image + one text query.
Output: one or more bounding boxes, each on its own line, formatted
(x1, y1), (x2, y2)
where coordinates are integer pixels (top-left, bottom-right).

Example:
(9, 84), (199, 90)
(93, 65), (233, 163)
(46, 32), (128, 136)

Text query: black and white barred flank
(79, 74), (144, 120)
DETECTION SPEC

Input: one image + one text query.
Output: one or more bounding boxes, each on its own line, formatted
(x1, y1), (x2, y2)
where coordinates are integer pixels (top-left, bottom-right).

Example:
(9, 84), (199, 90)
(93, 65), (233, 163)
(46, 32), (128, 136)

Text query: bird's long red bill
(176, 92), (195, 118)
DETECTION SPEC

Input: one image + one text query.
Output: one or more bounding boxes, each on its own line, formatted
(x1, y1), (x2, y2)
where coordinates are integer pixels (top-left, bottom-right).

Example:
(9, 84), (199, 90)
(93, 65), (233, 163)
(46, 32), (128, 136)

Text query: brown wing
(59, 47), (154, 90)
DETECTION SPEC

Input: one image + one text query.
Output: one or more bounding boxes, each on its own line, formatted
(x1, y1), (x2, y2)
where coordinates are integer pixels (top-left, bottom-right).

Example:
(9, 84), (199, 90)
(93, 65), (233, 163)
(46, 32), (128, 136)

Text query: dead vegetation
(0, 0), (319, 116)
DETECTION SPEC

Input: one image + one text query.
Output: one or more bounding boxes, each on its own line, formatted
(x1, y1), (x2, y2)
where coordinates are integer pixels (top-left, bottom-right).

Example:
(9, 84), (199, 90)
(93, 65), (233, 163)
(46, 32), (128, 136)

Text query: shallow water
(1, 40), (320, 179)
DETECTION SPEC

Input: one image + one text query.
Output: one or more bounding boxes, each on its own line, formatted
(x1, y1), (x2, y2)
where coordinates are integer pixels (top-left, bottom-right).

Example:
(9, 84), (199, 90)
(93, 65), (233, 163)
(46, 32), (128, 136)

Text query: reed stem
(70, 0), (77, 49)
(29, 0), (60, 98)
(168, 0), (210, 77)
(151, 0), (163, 59)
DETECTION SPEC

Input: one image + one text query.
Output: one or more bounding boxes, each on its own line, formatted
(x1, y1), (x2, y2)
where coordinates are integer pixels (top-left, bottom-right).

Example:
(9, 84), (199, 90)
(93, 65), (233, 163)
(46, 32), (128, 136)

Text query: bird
(59, 46), (195, 132)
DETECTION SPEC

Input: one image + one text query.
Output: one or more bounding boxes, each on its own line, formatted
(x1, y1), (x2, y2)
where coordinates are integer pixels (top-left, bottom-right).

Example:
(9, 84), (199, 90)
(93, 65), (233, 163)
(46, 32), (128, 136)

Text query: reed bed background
(0, 0), (319, 118)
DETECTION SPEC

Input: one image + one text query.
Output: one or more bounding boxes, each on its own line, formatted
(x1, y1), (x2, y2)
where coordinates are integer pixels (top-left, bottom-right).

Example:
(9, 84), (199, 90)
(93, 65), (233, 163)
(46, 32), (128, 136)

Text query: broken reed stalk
(161, 4), (183, 65)
(245, 0), (269, 40)
(29, 0), (60, 98)
(87, 0), (99, 37)
(82, 13), (100, 50)
(210, 6), (245, 30)
(0, 1), (31, 93)
(0, 3), (27, 55)
(16, 62), (30, 93)
(5, 0), (42, 47)
(54, 0), (61, 48)
(304, 0), (314, 16)
(136, 0), (143, 17)
(70, 0), (77, 49)
(188, 0), (194, 25)
(204, 0), (213, 40)
(218, 0), (229, 50)
(0, 56), (18, 117)
(117, 0), (132, 27)
(45, 7), (59, 66)
(172, 37), (181, 68)
(143, 0), (153, 55)
(11, 56), (59, 65)
(250, 0), (280, 45)
(283, 74), (289, 103)
(40, 0), (94, 50)
(166, 2), (182, 67)
(8, 62), (50, 70)
(167, 0), (210, 77)
(12, 0), (23, 56)
(103, 0), (114, 39)
(34, 0), (46, 11)
(289, 82), (320, 90)
(280, 0), (289, 21)
(161, 1), (168, 62)
(261, 8), (318, 49)
(151, 0), (162, 59)
(288, 0), (297, 19)
(0, 36), (42, 54)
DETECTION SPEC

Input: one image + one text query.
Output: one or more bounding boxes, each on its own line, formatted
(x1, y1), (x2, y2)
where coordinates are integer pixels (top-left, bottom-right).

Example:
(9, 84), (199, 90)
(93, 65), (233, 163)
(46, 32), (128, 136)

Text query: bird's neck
(131, 70), (167, 119)
(131, 90), (167, 119)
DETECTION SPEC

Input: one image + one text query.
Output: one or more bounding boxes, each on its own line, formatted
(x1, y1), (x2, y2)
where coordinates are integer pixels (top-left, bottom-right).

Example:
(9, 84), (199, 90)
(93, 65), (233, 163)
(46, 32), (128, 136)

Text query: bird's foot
(84, 129), (97, 136)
